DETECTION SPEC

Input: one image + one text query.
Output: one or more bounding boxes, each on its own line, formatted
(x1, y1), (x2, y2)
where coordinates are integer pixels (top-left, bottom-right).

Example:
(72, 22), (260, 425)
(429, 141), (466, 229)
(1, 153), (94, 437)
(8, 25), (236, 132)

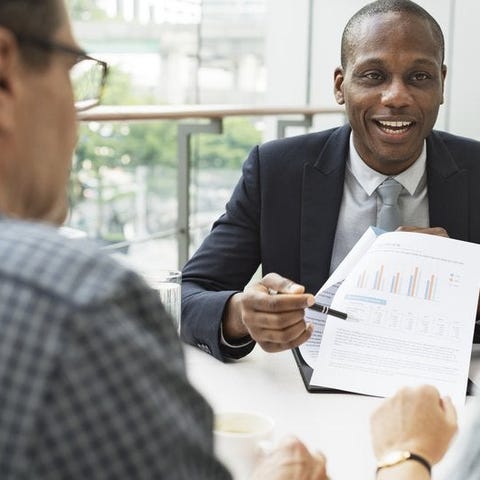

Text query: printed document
(302, 229), (480, 407)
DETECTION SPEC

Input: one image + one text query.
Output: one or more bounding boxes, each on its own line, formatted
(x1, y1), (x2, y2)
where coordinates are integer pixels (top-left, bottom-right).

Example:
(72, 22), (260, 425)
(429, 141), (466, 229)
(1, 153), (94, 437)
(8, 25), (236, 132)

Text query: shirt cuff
(219, 322), (254, 348)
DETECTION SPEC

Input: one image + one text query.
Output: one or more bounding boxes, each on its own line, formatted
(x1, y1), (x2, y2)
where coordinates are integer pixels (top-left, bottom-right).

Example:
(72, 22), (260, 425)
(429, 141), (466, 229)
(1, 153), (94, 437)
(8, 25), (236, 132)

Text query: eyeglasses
(15, 35), (108, 112)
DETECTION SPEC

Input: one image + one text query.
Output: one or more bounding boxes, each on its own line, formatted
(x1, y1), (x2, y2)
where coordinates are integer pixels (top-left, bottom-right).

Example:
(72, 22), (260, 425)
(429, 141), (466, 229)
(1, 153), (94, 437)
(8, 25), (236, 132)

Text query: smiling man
(181, 0), (480, 360)
(335, 4), (446, 176)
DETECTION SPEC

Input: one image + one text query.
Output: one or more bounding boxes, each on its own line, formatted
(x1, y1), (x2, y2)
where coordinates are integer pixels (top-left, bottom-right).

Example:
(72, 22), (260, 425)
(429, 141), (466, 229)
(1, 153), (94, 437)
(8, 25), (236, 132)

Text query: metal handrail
(77, 104), (345, 267)
(77, 104), (344, 121)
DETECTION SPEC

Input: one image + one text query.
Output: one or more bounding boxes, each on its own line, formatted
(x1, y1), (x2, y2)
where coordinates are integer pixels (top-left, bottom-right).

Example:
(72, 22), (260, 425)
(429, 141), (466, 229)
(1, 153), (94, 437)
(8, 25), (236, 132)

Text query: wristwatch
(376, 450), (431, 475)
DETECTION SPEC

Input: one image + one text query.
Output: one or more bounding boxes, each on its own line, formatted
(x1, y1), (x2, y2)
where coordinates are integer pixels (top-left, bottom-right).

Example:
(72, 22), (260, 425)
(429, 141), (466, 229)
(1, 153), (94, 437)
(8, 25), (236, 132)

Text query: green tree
(196, 117), (261, 169)
(71, 66), (262, 240)
(67, 0), (108, 21)
(75, 67), (261, 173)
(75, 67), (177, 172)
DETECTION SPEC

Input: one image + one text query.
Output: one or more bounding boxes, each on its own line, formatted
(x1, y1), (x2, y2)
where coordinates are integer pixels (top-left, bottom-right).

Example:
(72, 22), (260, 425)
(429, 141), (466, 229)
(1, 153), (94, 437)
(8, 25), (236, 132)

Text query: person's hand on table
(370, 385), (458, 479)
(251, 436), (328, 480)
(222, 273), (315, 352)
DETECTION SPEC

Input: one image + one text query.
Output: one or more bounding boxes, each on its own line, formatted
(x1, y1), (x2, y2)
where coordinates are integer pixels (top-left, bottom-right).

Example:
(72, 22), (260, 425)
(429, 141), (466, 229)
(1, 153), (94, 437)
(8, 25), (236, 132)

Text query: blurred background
(66, 0), (475, 269)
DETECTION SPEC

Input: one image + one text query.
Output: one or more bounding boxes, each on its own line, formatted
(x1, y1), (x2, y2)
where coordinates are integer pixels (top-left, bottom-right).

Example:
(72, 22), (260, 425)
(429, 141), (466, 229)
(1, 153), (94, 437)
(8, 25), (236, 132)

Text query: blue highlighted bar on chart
(345, 294), (387, 305)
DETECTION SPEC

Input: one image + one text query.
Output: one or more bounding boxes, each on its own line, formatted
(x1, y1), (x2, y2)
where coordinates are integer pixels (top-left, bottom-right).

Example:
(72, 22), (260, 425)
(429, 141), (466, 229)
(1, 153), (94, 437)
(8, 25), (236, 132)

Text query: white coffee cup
(214, 411), (274, 480)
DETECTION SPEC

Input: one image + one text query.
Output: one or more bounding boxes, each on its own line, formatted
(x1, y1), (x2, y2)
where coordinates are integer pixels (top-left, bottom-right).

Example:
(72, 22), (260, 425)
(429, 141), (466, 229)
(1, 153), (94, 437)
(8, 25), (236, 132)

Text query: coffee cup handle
(255, 440), (274, 459)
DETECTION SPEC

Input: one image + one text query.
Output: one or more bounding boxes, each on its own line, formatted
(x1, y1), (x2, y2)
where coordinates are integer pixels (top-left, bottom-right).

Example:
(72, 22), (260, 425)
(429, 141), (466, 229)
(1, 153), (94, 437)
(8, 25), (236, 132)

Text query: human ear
(440, 64), (447, 105)
(333, 66), (345, 105)
(0, 27), (19, 133)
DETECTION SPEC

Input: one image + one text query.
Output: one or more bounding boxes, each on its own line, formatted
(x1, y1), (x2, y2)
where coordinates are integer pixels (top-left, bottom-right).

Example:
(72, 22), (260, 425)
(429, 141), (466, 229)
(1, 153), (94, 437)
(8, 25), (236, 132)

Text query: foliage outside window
(66, 0), (264, 267)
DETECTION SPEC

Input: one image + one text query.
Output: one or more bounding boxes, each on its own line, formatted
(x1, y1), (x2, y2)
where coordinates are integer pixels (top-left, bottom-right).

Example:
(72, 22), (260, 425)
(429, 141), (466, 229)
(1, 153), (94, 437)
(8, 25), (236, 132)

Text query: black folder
(291, 347), (347, 393)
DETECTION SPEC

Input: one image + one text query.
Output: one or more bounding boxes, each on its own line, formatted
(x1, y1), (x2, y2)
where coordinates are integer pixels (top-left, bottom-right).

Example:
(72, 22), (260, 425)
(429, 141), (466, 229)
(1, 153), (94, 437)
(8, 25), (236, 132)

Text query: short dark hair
(0, 0), (63, 68)
(341, 0), (445, 68)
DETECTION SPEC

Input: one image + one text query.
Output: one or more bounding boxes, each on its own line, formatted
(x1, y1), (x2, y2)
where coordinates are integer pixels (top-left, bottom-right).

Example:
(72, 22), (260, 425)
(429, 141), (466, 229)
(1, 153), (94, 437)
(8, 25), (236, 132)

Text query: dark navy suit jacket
(181, 125), (480, 360)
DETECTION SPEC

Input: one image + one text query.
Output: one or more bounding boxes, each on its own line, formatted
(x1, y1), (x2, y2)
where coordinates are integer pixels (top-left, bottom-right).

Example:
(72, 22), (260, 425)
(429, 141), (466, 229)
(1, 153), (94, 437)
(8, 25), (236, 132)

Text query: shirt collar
(348, 134), (427, 196)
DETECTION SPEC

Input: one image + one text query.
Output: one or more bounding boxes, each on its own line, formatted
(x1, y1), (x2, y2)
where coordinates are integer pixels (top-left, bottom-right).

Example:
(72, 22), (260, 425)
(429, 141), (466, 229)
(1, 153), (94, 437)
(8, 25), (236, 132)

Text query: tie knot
(377, 177), (402, 206)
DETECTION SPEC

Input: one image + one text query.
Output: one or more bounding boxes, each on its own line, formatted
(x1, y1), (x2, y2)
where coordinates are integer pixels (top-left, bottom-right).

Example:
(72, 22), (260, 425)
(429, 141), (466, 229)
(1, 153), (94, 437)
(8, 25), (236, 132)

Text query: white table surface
(185, 343), (480, 480)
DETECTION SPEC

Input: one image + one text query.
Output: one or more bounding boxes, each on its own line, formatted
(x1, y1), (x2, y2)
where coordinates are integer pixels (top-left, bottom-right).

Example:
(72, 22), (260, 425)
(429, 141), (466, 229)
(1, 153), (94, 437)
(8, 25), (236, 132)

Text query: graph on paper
(354, 263), (461, 302)
(310, 230), (480, 407)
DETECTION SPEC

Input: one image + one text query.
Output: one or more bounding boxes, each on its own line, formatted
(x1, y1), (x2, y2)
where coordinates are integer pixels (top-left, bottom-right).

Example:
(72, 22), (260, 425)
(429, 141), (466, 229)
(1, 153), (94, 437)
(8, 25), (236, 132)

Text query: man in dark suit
(181, 0), (480, 361)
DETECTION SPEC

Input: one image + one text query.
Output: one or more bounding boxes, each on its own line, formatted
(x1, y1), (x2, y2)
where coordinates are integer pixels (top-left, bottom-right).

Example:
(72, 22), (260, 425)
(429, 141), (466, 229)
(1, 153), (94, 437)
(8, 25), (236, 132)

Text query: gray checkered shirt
(0, 217), (231, 479)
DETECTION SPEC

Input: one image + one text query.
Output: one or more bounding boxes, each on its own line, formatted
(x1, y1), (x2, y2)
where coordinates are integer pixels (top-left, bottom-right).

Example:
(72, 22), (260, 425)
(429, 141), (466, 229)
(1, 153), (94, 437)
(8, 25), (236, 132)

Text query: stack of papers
(296, 227), (480, 407)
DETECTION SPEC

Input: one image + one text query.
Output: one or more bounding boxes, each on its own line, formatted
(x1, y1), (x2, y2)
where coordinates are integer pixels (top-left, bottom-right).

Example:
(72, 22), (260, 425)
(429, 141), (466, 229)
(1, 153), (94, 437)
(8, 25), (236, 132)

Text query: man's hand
(251, 437), (328, 480)
(370, 385), (458, 467)
(222, 273), (315, 352)
(395, 226), (449, 237)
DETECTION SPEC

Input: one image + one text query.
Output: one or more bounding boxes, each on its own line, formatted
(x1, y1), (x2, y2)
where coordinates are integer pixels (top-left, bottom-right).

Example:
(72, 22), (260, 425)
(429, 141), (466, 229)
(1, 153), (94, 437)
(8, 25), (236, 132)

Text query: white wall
(447, 0), (480, 139)
(265, 0), (310, 106)
(266, 0), (480, 139)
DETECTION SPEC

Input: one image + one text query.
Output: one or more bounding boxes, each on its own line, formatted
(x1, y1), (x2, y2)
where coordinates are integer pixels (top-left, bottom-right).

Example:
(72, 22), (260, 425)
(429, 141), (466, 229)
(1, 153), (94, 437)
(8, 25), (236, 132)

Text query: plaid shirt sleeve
(0, 219), (231, 480)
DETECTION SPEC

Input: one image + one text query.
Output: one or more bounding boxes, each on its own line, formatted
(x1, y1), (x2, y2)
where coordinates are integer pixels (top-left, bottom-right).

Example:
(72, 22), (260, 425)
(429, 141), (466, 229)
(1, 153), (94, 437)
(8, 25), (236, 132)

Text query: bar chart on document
(310, 232), (480, 404)
(332, 235), (469, 342)
(355, 264), (443, 301)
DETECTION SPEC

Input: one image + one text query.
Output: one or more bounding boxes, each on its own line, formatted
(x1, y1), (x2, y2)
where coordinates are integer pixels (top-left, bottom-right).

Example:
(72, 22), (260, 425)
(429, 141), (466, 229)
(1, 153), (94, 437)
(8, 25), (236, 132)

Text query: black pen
(267, 288), (348, 320)
(308, 302), (348, 320)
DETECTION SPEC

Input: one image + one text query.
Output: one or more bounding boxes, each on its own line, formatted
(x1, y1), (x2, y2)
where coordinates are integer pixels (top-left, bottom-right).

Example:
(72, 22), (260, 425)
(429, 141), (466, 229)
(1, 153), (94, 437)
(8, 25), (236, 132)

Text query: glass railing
(73, 104), (344, 269)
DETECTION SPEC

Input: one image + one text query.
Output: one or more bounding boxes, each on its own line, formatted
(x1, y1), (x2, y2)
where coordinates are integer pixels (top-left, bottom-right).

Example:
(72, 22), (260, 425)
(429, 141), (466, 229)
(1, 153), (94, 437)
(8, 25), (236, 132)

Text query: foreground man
(0, 0), (326, 478)
(181, 0), (480, 360)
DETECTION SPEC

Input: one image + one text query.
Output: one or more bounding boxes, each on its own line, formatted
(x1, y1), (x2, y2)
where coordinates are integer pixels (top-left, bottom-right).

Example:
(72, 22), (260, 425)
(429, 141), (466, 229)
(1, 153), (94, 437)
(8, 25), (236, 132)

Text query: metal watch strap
(376, 451), (431, 475)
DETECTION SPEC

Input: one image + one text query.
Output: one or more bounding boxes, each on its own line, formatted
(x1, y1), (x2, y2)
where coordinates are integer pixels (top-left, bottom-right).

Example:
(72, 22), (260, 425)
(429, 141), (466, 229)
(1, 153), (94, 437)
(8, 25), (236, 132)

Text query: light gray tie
(376, 178), (403, 231)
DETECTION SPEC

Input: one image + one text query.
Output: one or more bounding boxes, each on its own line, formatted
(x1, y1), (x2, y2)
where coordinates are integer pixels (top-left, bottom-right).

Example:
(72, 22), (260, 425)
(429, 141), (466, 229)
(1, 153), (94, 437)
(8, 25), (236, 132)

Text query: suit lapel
(427, 132), (469, 240)
(300, 126), (350, 293)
